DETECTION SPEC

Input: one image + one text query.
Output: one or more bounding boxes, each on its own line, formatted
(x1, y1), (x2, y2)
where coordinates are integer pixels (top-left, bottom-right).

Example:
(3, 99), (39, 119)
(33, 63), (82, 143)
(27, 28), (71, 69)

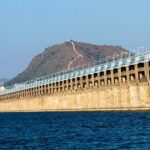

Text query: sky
(0, 0), (150, 79)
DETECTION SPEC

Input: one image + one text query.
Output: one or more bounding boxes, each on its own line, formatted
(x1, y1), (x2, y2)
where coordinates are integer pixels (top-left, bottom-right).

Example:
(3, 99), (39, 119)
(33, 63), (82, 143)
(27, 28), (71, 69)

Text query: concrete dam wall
(0, 83), (150, 112)
(0, 53), (150, 112)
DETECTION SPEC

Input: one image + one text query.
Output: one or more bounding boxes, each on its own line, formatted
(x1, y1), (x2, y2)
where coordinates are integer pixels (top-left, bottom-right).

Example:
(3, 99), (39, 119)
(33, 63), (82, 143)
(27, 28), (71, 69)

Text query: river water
(0, 112), (150, 149)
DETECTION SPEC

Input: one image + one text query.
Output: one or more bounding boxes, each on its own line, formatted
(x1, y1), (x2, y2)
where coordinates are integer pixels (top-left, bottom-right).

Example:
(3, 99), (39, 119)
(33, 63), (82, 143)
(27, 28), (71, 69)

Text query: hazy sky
(0, 0), (150, 79)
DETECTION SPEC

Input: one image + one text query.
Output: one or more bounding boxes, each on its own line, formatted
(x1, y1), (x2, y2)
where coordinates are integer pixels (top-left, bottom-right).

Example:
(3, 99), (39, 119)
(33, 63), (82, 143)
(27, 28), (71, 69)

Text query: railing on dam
(0, 51), (150, 98)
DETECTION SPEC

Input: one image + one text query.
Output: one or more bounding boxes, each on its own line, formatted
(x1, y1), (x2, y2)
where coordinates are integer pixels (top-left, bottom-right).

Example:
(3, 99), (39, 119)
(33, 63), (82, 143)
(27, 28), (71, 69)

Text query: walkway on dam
(0, 50), (150, 97)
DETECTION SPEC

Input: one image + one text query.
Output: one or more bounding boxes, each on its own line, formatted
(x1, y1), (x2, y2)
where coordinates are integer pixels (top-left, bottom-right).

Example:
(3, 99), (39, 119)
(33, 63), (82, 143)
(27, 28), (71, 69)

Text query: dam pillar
(100, 72), (104, 85)
(24, 89), (26, 97)
(31, 88), (33, 97)
(39, 86), (41, 95)
(72, 79), (74, 91)
(54, 83), (56, 93)
(35, 87), (38, 96)
(104, 71), (107, 85)
(59, 82), (61, 92)
(57, 82), (59, 92)
(43, 85), (45, 94)
(82, 76), (86, 89)
(87, 75), (91, 88)
(45, 85), (48, 94)
(114, 69), (119, 85)
(70, 79), (73, 91)
(118, 68), (121, 84)
(34, 87), (36, 96)
(62, 81), (64, 92)
(51, 84), (53, 94)
(57, 82), (60, 93)
(135, 64), (139, 83)
(86, 75), (89, 89)
(74, 78), (78, 91)
(144, 62), (149, 82)
(38, 86), (41, 96)
(91, 74), (94, 88)
(67, 79), (70, 91)
(27, 89), (29, 97)
(42, 86), (44, 95)
(48, 84), (50, 94)
(80, 77), (83, 89)
(76, 77), (80, 90)
(32, 88), (35, 96)
(33, 88), (35, 96)
(64, 80), (67, 91)
(111, 70), (114, 85)
(72, 79), (75, 91)
(126, 66), (130, 83)
(94, 73), (98, 88)
(31, 88), (34, 96)
(97, 73), (100, 87)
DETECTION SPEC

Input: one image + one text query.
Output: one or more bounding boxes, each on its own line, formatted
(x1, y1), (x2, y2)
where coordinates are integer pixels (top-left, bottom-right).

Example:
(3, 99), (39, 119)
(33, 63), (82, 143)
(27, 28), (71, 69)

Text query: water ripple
(0, 112), (150, 149)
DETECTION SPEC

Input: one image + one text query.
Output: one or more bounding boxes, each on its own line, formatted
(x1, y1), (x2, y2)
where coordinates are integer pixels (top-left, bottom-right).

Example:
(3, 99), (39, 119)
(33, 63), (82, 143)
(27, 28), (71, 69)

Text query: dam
(0, 51), (150, 112)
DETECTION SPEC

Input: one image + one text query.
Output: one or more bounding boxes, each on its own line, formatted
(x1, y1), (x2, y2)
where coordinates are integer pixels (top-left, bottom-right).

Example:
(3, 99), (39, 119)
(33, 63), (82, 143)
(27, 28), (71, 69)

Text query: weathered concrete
(0, 83), (149, 112)
(0, 57), (150, 112)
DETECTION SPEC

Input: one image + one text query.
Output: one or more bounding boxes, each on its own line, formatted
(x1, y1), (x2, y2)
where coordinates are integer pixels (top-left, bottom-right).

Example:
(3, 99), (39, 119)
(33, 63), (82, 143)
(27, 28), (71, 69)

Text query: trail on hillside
(67, 41), (83, 70)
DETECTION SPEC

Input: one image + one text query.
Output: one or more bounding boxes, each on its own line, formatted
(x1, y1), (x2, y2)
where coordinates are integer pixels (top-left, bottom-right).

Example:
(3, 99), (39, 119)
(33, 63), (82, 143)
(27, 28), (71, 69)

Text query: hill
(5, 40), (131, 86)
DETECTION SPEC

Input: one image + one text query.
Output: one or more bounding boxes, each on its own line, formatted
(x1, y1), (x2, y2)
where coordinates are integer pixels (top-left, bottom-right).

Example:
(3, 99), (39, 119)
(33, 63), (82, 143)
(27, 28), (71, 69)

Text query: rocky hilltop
(5, 41), (130, 86)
